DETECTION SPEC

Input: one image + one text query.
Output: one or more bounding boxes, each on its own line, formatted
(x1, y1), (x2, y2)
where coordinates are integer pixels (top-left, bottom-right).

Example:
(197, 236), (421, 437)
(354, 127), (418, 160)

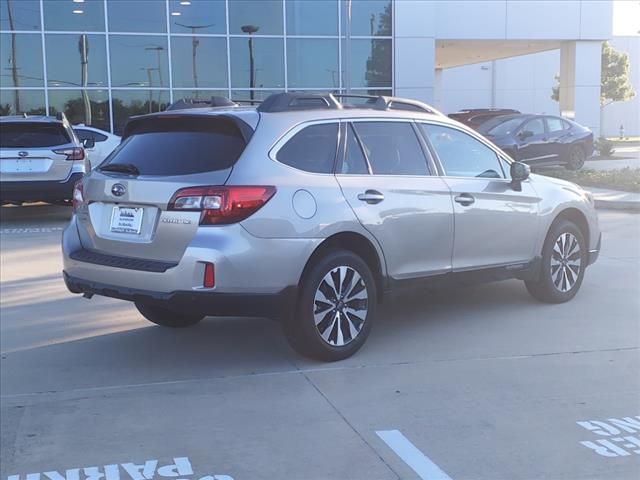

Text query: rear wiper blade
(99, 163), (140, 175)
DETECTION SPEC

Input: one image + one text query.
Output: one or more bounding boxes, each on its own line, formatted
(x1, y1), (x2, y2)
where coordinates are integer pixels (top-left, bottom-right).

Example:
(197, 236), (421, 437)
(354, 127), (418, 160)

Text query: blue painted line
(376, 430), (453, 480)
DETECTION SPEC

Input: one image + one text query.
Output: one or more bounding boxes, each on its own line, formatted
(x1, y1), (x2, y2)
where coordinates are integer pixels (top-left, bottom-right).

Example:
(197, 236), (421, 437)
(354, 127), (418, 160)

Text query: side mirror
(82, 137), (95, 149)
(518, 130), (533, 140)
(510, 161), (530, 191)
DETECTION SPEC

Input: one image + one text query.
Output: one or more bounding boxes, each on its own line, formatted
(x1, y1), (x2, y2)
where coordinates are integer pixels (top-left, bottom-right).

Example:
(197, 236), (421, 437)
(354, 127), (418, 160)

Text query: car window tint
(522, 118), (545, 136)
(75, 129), (108, 142)
(0, 123), (70, 148)
(562, 119), (572, 130)
(103, 117), (246, 176)
(277, 123), (338, 174)
(340, 124), (369, 174)
(352, 122), (428, 176)
(483, 117), (522, 136)
(421, 124), (505, 179)
(546, 118), (565, 133)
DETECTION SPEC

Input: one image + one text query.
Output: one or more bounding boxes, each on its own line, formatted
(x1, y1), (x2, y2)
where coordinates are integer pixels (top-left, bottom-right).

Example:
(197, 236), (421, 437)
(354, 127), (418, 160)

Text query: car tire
(525, 220), (587, 303)
(135, 302), (204, 328)
(284, 250), (377, 362)
(565, 145), (586, 170)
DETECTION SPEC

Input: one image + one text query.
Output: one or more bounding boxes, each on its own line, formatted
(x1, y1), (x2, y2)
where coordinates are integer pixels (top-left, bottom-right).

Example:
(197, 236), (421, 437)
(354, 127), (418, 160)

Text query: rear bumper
(0, 172), (83, 203)
(63, 271), (296, 319)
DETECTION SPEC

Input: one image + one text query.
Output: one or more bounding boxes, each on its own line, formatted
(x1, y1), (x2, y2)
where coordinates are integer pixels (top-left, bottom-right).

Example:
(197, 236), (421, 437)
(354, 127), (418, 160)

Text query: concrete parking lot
(1, 205), (639, 480)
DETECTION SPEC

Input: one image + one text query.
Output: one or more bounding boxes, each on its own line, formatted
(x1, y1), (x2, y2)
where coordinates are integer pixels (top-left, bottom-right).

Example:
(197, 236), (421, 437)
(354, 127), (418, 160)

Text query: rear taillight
(168, 186), (276, 225)
(72, 181), (84, 212)
(53, 147), (85, 161)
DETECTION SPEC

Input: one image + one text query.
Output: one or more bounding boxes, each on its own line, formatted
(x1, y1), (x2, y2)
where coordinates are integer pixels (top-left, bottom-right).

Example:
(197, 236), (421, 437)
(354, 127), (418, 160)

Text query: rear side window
(340, 124), (369, 174)
(277, 123), (338, 174)
(352, 122), (429, 176)
(546, 117), (567, 133)
(75, 128), (108, 143)
(102, 117), (246, 176)
(0, 123), (70, 148)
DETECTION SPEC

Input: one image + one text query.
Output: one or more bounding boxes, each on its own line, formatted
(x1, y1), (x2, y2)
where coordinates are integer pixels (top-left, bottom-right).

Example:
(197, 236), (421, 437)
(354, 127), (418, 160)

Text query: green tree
(551, 41), (636, 106)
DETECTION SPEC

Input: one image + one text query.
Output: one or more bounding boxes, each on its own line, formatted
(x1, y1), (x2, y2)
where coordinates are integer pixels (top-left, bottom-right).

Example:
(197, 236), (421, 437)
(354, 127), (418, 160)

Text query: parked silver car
(1, 114), (91, 205)
(62, 93), (601, 361)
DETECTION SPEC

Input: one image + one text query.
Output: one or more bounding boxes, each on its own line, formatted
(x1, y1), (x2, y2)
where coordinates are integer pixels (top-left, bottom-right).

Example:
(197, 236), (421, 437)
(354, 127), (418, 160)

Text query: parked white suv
(62, 93), (601, 361)
(1, 114), (90, 205)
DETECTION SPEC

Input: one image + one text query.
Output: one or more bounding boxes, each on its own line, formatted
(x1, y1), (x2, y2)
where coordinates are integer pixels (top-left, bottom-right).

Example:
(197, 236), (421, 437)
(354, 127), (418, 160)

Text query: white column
(393, 0), (436, 103)
(560, 41), (602, 135)
(433, 68), (443, 109)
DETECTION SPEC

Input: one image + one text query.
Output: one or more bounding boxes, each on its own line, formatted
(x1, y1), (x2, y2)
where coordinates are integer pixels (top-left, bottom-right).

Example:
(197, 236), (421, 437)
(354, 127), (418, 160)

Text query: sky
(613, 0), (640, 36)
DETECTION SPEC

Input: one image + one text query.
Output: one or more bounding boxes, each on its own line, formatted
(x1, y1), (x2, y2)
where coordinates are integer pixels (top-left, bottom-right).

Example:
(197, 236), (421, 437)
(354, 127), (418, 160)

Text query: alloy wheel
(550, 232), (582, 292)
(313, 266), (369, 347)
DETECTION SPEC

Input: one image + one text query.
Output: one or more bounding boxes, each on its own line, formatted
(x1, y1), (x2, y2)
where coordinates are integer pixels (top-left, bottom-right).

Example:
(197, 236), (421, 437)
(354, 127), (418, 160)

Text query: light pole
(79, 34), (91, 125)
(241, 24), (259, 102)
(145, 45), (165, 107)
(175, 22), (214, 97)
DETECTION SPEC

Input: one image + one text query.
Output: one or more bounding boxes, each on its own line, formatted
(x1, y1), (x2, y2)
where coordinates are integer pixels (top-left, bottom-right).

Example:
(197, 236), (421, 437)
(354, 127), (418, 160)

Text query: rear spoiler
(123, 113), (255, 143)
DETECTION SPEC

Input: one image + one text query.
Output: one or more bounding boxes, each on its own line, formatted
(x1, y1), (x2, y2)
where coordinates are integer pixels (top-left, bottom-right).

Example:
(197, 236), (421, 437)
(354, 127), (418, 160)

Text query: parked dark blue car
(477, 114), (594, 170)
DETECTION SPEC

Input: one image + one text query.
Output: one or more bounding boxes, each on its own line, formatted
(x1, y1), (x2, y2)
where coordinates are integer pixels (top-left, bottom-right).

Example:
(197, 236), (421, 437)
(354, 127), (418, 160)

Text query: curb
(594, 199), (640, 212)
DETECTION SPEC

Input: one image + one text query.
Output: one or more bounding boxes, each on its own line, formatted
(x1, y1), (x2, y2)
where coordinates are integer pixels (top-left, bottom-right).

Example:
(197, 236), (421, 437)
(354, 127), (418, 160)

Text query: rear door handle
(357, 190), (385, 204)
(454, 193), (475, 206)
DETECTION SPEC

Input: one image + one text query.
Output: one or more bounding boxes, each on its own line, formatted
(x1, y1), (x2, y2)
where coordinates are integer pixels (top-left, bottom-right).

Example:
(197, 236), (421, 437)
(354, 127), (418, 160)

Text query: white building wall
(441, 36), (639, 135)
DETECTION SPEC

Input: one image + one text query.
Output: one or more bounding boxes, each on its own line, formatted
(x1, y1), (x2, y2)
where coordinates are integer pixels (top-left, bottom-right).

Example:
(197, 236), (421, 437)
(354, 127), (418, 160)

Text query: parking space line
(376, 430), (453, 480)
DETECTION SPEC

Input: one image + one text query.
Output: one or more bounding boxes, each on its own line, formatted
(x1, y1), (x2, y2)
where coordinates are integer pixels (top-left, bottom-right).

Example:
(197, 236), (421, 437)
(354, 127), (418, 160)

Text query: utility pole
(79, 34), (92, 124)
(145, 46), (165, 107)
(175, 22), (214, 98)
(241, 25), (259, 102)
(7, 0), (20, 112)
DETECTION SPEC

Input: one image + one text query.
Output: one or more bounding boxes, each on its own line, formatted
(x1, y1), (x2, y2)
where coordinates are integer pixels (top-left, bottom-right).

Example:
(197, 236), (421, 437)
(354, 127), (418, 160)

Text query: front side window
(352, 122), (429, 176)
(277, 123), (338, 174)
(421, 124), (504, 179)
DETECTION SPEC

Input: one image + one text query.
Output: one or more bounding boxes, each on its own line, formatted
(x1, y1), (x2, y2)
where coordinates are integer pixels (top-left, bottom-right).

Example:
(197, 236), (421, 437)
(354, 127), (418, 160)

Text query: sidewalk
(587, 187), (640, 212)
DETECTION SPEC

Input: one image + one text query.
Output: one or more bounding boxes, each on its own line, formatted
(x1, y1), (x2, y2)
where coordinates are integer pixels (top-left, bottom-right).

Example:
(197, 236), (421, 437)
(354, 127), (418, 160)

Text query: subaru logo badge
(18, 151), (28, 157)
(111, 183), (126, 197)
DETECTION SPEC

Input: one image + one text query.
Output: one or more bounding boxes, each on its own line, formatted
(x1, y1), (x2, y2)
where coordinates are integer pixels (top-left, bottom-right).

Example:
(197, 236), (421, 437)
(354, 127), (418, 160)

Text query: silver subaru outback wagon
(62, 93), (601, 361)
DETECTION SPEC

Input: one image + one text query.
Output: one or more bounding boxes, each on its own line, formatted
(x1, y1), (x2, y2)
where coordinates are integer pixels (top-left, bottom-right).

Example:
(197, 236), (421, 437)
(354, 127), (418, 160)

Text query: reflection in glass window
(44, 0), (105, 31)
(230, 37), (284, 89)
(46, 34), (108, 88)
(343, 0), (392, 36)
(230, 90), (283, 104)
(109, 36), (169, 88)
(522, 118), (545, 136)
(287, 0), (338, 35)
(0, 0), (40, 30)
(546, 117), (566, 133)
(354, 122), (428, 176)
(421, 124), (505, 179)
(48, 90), (110, 132)
(228, 0), (283, 36)
(0, 89), (46, 116)
(171, 36), (228, 89)
(172, 90), (230, 103)
(112, 90), (169, 135)
(347, 38), (392, 89)
(108, 1), (166, 33)
(287, 39), (338, 89)
(169, 0), (225, 34)
(0, 33), (44, 88)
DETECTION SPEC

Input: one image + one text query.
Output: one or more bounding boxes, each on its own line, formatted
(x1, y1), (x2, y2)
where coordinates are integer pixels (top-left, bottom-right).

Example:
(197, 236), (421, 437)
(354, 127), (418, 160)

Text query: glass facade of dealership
(0, 0), (392, 133)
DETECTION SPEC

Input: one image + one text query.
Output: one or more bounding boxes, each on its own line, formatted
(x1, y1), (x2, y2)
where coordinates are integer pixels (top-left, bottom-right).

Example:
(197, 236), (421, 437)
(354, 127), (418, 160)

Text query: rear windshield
(101, 117), (247, 176)
(0, 123), (71, 148)
(478, 117), (523, 136)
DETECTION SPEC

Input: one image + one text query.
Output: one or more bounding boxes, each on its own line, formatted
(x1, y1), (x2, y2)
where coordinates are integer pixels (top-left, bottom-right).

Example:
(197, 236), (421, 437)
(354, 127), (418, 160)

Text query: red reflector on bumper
(203, 262), (215, 288)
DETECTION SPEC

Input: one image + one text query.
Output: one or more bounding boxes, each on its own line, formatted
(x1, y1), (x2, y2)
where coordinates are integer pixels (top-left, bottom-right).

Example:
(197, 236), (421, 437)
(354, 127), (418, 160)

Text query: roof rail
(257, 92), (442, 115)
(166, 96), (237, 111)
(257, 92), (341, 113)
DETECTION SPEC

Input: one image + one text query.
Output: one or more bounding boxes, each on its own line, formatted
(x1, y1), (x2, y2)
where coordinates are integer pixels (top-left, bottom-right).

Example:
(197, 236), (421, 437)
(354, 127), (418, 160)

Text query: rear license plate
(0, 159), (48, 173)
(110, 206), (144, 234)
